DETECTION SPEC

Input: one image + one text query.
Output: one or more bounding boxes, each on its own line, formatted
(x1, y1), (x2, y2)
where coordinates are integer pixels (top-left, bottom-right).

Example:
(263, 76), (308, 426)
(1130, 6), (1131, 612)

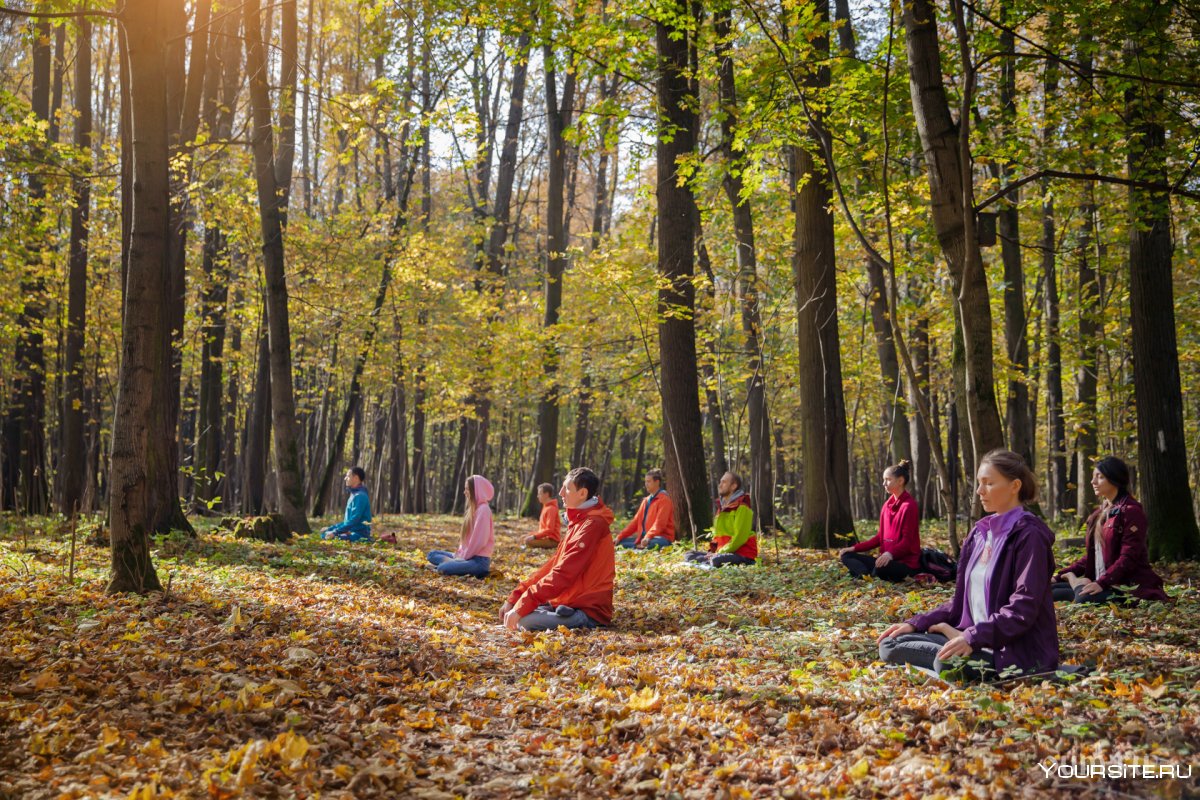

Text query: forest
(1, 0), (1199, 795)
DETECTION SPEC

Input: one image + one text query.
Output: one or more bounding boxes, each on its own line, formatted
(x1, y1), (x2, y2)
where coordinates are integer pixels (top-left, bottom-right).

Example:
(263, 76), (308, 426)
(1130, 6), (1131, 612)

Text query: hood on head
(469, 475), (495, 505)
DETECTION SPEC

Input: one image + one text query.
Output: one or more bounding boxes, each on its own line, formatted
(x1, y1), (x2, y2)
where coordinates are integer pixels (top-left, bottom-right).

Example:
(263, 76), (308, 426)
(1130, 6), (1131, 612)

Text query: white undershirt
(968, 530), (994, 625)
(1095, 525), (1107, 578)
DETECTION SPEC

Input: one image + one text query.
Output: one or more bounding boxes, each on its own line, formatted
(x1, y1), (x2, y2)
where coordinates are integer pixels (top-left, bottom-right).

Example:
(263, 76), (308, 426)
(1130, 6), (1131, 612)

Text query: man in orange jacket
(501, 467), (615, 631)
(616, 469), (675, 550)
(522, 483), (561, 549)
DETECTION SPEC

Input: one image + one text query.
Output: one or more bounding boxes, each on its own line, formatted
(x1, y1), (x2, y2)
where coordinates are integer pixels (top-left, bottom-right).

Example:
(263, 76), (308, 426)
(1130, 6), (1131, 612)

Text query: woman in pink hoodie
(426, 475), (495, 578)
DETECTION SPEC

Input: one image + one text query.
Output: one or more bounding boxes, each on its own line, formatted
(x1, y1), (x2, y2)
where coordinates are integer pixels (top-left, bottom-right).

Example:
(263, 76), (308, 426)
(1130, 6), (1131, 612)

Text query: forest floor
(0, 513), (1197, 799)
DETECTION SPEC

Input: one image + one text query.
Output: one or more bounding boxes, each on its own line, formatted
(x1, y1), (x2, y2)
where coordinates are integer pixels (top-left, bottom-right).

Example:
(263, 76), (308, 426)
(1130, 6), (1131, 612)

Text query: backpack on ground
(918, 547), (957, 583)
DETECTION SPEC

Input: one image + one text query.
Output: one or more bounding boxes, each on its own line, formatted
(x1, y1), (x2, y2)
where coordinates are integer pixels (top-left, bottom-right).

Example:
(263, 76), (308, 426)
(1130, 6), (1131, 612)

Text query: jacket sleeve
(716, 506), (754, 554)
(852, 530), (882, 553)
(907, 534), (973, 630)
(1055, 511), (1097, 580)
(512, 523), (604, 617)
(1097, 504), (1149, 589)
(890, 502), (921, 561)
(963, 527), (1053, 649)
(616, 506), (640, 542)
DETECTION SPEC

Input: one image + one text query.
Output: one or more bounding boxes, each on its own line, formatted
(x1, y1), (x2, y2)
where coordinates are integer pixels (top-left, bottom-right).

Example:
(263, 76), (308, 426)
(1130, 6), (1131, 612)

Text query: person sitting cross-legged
(320, 467), (373, 542)
(684, 471), (757, 568)
(426, 475), (495, 579)
(500, 467), (615, 632)
(838, 459), (921, 582)
(522, 483), (562, 550)
(615, 469), (676, 551)
(1051, 456), (1169, 605)
(876, 450), (1059, 682)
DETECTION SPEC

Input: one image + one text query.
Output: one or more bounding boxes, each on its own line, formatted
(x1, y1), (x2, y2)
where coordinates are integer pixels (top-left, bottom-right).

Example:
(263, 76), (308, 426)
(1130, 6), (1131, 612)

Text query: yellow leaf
(848, 758), (870, 780)
(626, 687), (662, 713)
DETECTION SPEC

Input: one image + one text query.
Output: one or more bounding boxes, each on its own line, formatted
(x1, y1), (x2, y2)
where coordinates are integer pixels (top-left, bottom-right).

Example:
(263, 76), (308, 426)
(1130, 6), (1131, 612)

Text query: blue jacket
(326, 486), (372, 541)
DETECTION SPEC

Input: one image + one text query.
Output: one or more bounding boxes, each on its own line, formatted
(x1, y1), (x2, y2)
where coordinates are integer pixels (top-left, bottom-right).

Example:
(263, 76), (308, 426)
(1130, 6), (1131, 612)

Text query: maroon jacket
(908, 510), (1059, 675)
(1056, 495), (1168, 602)
(853, 491), (921, 569)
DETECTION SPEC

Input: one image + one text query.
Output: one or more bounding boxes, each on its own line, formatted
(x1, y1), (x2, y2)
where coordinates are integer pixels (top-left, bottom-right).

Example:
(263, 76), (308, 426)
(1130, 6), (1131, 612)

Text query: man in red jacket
(501, 467), (615, 631)
(615, 469), (675, 550)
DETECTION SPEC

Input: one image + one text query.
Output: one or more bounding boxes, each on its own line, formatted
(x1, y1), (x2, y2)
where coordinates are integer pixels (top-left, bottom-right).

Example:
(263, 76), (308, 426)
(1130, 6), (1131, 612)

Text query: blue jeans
(619, 536), (672, 550)
(518, 604), (600, 631)
(427, 550), (491, 578)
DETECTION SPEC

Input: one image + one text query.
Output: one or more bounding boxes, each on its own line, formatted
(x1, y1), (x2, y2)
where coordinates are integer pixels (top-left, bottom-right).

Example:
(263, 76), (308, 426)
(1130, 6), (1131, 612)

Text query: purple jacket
(1056, 495), (1168, 602)
(908, 510), (1059, 675)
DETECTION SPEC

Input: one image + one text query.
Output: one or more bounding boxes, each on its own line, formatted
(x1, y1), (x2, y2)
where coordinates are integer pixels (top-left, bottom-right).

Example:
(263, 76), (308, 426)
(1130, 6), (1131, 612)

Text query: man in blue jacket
(321, 467), (373, 542)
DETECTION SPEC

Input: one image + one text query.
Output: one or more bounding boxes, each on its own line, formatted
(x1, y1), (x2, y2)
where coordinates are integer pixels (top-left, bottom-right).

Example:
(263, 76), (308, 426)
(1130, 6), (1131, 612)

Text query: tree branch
(976, 169), (1200, 211)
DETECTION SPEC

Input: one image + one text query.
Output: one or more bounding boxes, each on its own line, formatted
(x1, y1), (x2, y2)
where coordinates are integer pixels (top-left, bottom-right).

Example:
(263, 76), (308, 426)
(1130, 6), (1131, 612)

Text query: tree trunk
(523, 46), (575, 517)
(715, 2), (774, 529)
(996, 8), (1032, 465)
(1125, 2), (1200, 561)
(903, 0), (1004, 464)
(1075, 35), (1100, 520)
(245, 0), (310, 533)
(791, 0), (854, 547)
(60, 10), (92, 515)
(695, 215), (729, 496)
(108, 0), (177, 593)
(1040, 49), (1068, 518)
(242, 310), (271, 513)
(656, 6), (712, 540)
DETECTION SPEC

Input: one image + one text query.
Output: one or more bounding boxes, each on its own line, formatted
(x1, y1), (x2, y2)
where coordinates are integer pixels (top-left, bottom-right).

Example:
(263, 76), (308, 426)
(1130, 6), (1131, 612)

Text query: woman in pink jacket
(427, 475), (495, 578)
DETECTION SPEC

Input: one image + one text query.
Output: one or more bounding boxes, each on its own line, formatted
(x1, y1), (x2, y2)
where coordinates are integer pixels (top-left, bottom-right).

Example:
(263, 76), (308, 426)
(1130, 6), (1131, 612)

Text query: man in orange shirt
(522, 483), (561, 549)
(616, 469), (675, 550)
(500, 467), (615, 631)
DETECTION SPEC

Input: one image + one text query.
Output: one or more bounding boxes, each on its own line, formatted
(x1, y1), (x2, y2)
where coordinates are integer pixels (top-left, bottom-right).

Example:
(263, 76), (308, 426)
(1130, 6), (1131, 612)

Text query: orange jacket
(508, 500), (616, 625)
(616, 491), (676, 545)
(532, 500), (561, 542)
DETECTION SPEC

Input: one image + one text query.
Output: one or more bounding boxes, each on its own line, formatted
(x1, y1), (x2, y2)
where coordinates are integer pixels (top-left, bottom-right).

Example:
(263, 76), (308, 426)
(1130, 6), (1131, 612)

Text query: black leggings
(841, 551), (916, 583)
(1051, 581), (1125, 604)
(878, 632), (998, 681)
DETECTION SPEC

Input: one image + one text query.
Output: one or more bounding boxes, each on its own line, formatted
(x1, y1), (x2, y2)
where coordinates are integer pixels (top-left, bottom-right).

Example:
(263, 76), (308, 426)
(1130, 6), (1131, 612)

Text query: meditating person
(426, 475), (495, 579)
(616, 469), (676, 550)
(523, 483), (561, 550)
(877, 449), (1058, 681)
(320, 467), (373, 542)
(685, 471), (756, 567)
(838, 459), (921, 582)
(1052, 456), (1169, 604)
(500, 467), (615, 631)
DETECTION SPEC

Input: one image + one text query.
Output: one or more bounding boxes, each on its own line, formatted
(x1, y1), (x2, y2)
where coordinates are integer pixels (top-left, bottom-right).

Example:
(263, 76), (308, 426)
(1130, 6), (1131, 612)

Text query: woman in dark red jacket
(1053, 456), (1169, 604)
(839, 460), (921, 582)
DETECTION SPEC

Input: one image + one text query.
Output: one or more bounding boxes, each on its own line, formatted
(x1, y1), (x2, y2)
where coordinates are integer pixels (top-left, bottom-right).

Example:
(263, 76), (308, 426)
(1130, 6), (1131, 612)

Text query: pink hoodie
(454, 475), (495, 560)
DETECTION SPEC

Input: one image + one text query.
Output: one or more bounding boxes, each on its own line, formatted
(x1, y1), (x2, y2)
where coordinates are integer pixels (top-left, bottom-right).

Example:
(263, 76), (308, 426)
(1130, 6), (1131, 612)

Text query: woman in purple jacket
(877, 450), (1059, 681)
(1052, 456), (1168, 604)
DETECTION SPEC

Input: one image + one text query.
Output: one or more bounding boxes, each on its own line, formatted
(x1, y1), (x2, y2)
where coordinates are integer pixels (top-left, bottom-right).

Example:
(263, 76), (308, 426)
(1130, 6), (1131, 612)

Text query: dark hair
(645, 468), (664, 485)
(566, 467), (600, 500)
(349, 466), (366, 482)
(1094, 456), (1131, 496)
(885, 459), (912, 486)
(537, 482), (555, 497)
(724, 471), (744, 492)
(979, 449), (1038, 503)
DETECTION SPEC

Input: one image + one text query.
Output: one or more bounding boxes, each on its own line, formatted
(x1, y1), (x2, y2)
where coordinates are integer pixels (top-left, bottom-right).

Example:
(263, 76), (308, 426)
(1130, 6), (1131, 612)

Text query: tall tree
(522, 40), (576, 517)
(903, 0), (1004, 465)
(60, 10), (92, 515)
(245, 0), (310, 533)
(1125, 0), (1200, 561)
(108, 0), (176, 593)
(792, 0), (854, 546)
(655, 0), (712, 539)
(714, 0), (775, 529)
